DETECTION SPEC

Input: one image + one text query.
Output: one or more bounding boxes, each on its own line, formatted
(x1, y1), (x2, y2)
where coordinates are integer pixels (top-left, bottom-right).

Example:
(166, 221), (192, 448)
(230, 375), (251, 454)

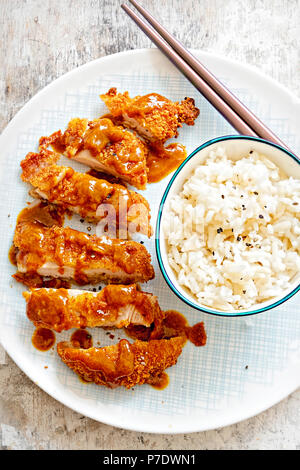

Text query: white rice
(163, 146), (300, 311)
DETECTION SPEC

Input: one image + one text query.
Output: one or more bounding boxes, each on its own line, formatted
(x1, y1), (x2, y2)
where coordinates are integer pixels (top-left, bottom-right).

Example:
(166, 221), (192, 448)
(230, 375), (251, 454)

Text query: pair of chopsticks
(122, 0), (291, 152)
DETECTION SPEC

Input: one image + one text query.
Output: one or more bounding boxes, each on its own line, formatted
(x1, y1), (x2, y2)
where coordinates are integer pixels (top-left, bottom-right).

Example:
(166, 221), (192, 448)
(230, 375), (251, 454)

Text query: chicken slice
(100, 88), (200, 143)
(40, 117), (149, 190)
(57, 336), (186, 388)
(13, 221), (154, 285)
(23, 284), (163, 332)
(21, 148), (152, 237)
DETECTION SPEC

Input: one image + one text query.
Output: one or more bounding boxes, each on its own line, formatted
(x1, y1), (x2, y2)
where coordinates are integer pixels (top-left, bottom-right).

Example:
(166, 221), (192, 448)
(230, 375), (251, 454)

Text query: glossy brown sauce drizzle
(32, 327), (56, 351)
(163, 310), (207, 347)
(146, 143), (187, 183)
(11, 202), (71, 288)
(93, 114), (187, 185)
(78, 339), (134, 385)
(9, 202), (66, 267)
(84, 118), (124, 154)
(161, 310), (188, 339)
(17, 201), (66, 227)
(131, 93), (170, 114)
(13, 218), (151, 286)
(125, 324), (153, 342)
(125, 310), (207, 348)
(147, 371), (169, 390)
(52, 111), (187, 188)
(114, 339), (135, 379)
(70, 329), (93, 349)
(188, 322), (207, 347)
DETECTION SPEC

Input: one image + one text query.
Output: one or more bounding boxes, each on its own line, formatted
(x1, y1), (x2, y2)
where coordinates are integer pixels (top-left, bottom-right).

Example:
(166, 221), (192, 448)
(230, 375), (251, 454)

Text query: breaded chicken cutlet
(13, 221), (154, 285)
(100, 88), (200, 143)
(40, 117), (149, 190)
(24, 284), (163, 332)
(21, 148), (152, 237)
(57, 336), (186, 388)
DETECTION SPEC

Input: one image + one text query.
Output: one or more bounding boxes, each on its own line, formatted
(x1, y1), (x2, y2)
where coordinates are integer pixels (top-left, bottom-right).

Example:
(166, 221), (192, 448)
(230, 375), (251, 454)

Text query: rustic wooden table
(1, 0), (299, 450)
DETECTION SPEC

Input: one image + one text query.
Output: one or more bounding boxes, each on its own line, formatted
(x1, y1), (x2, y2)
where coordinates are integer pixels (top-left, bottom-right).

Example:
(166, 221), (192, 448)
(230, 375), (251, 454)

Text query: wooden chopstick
(122, 1), (290, 151)
(121, 3), (255, 137)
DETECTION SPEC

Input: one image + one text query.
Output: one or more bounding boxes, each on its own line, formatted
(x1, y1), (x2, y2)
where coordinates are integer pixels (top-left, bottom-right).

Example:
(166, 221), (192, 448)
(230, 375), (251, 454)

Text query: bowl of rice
(156, 135), (300, 316)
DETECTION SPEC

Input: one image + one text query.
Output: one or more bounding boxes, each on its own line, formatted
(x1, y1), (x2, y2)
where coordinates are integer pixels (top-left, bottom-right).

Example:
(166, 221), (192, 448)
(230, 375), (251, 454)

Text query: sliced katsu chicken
(13, 221), (154, 285)
(57, 336), (186, 388)
(40, 117), (149, 190)
(100, 87), (200, 143)
(20, 148), (152, 237)
(24, 284), (163, 333)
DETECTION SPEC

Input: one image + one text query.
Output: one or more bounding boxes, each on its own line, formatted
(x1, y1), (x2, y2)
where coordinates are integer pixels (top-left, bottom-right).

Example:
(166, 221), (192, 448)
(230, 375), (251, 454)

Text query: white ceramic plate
(0, 49), (299, 434)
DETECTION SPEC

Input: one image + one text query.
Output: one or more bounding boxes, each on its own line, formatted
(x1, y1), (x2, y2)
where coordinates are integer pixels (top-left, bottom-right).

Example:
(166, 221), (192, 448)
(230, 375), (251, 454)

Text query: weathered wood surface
(0, 0), (299, 450)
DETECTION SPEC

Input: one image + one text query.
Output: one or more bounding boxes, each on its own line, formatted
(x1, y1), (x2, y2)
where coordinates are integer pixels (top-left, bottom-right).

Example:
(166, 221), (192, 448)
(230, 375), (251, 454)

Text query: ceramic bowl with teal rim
(156, 135), (300, 317)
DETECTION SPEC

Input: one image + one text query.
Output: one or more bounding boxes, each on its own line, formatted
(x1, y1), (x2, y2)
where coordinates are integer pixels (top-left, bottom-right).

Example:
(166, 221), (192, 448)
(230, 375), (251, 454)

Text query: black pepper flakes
(254, 191), (258, 195)
(217, 228), (223, 233)
(221, 195), (225, 199)
(237, 236), (241, 241)
(259, 214), (264, 219)
(87, 226), (92, 231)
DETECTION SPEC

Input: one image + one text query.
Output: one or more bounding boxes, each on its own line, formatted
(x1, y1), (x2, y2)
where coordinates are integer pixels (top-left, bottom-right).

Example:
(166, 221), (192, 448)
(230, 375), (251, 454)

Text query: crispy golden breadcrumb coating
(24, 285), (163, 332)
(57, 336), (186, 388)
(40, 118), (149, 190)
(14, 221), (154, 285)
(100, 88), (200, 143)
(20, 148), (152, 236)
